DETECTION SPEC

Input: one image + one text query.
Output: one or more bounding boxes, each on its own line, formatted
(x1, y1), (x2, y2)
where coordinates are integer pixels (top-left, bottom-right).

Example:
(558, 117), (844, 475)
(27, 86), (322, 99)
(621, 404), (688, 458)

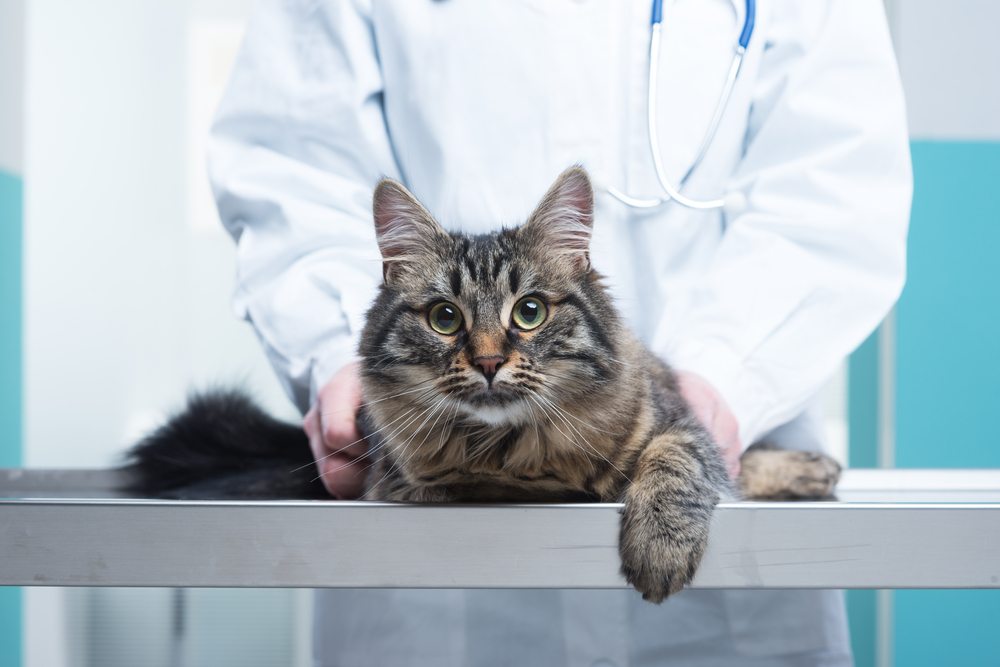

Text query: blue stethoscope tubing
(607, 0), (756, 210)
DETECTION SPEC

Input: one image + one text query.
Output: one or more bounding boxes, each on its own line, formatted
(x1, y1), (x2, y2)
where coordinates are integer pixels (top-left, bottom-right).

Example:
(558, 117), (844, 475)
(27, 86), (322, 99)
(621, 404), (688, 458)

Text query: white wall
(0, 0), (25, 173)
(22, 3), (305, 664)
(23, 0), (295, 469)
(890, 0), (1000, 140)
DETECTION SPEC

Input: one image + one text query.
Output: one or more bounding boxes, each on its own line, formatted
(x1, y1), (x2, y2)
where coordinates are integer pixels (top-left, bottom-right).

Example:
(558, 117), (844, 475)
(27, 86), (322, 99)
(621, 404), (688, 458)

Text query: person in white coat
(209, 1), (912, 664)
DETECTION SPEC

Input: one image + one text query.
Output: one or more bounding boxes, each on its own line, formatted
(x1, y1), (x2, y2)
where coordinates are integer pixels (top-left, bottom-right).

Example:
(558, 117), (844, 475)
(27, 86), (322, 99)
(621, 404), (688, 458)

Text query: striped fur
(360, 167), (841, 602)
(126, 166), (839, 602)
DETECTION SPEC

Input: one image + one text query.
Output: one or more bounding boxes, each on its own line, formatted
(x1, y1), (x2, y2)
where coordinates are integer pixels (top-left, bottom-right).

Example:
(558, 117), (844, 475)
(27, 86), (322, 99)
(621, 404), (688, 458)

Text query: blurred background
(1, 0), (998, 665)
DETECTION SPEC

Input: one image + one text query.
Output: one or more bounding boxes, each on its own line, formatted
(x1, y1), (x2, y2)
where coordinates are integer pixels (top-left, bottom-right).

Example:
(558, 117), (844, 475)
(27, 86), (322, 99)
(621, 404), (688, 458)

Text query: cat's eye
(511, 296), (548, 331)
(428, 301), (464, 335)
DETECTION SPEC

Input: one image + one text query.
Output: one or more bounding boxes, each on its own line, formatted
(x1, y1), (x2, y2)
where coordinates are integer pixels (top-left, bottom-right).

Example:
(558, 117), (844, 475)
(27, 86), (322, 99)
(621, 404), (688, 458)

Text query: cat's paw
(739, 446), (841, 500)
(383, 485), (454, 503)
(618, 500), (710, 603)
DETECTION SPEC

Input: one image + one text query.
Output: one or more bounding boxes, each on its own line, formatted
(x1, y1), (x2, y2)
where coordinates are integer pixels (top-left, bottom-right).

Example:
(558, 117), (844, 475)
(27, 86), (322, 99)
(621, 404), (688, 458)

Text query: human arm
(209, 0), (398, 495)
(664, 1), (912, 448)
(209, 0), (396, 412)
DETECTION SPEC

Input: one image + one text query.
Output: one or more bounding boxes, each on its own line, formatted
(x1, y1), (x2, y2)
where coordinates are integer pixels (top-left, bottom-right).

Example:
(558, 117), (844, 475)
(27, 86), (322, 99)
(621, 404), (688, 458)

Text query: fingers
(676, 370), (742, 480)
(304, 361), (369, 499)
(315, 452), (368, 500)
(717, 416), (742, 479)
(319, 361), (366, 457)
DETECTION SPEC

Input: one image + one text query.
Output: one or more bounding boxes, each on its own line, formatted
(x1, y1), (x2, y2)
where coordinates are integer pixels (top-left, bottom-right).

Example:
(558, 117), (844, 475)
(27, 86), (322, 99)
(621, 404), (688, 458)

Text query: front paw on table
(618, 504), (710, 604)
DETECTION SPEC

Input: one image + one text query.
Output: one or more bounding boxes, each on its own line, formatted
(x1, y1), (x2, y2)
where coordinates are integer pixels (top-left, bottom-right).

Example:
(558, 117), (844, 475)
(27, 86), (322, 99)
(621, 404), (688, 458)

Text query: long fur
(123, 166), (839, 601)
(122, 390), (328, 499)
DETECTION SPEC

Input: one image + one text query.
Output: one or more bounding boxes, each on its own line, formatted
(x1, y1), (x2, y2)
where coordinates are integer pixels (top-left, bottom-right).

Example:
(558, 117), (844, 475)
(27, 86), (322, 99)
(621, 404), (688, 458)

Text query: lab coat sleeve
(664, 2), (912, 448)
(208, 0), (396, 412)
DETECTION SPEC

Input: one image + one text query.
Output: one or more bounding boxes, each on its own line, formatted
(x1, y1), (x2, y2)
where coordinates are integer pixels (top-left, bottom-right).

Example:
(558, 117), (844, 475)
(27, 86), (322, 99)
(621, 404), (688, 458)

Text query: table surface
(2, 468), (999, 589)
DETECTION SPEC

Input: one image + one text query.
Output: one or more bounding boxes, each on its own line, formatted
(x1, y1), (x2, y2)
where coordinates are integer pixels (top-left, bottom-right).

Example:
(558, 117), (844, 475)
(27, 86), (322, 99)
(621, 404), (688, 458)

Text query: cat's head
(359, 166), (621, 427)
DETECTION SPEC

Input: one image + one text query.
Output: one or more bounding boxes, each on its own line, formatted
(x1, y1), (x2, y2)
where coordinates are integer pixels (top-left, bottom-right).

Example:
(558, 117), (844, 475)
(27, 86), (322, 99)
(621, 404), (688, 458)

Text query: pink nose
(473, 355), (506, 382)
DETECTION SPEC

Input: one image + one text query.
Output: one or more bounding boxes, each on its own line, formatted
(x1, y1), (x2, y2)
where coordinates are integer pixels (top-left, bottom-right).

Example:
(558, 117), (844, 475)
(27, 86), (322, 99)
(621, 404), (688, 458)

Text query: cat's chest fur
(418, 426), (602, 499)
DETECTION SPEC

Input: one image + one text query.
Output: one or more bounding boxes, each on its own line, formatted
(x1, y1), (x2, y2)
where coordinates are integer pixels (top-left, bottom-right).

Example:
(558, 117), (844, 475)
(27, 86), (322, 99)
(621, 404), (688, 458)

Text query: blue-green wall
(896, 142), (1000, 468)
(891, 142), (1000, 665)
(0, 169), (23, 667)
(847, 142), (1000, 666)
(847, 331), (882, 667)
(0, 171), (21, 464)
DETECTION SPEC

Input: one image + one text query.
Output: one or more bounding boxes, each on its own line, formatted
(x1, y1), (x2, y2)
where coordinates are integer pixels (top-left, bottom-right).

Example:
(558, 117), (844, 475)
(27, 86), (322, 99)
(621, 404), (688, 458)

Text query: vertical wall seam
(0, 169), (24, 667)
(876, 309), (897, 667)
(878, 310), (897, 469)
(877, 589), (894, 667)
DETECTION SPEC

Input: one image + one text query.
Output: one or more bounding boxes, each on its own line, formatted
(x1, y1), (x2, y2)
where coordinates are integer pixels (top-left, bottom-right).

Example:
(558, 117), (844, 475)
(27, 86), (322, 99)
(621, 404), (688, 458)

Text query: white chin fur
(463, 401), (530, 426)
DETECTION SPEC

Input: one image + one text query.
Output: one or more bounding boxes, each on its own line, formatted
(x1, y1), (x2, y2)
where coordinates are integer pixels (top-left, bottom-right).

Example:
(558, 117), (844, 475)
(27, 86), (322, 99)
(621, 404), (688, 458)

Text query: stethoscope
(606, 0), (756, 211)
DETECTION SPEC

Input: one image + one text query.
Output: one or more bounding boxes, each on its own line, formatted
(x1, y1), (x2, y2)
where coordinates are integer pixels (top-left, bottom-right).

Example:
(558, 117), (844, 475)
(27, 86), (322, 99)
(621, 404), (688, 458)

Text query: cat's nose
(472, 355), (506, 384)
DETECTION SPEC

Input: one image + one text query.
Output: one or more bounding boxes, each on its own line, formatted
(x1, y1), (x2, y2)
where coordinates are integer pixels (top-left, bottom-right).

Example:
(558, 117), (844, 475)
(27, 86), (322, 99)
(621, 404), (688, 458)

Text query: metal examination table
(2, 469), (999, 589)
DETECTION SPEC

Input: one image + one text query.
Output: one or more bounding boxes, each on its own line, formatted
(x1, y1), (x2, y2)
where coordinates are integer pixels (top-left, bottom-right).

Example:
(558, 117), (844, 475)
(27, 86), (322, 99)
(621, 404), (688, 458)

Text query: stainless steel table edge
(3, 495), (999, 589)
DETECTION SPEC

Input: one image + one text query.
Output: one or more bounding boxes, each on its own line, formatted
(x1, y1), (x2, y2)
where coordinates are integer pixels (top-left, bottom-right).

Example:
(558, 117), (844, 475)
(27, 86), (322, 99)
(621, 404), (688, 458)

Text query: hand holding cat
(303, 361), (368, 499)
(676, 371), (741, 479)
(301, 363), (741, 497)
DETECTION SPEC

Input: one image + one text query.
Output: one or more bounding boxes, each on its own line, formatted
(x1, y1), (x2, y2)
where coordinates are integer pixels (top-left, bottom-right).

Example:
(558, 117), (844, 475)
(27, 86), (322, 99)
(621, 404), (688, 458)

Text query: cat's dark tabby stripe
(125, 166), (840, 602)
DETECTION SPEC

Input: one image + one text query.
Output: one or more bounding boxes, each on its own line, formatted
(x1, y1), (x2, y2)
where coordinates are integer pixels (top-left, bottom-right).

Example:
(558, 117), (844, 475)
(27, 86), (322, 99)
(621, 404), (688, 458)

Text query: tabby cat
(127, 166), (840, 602)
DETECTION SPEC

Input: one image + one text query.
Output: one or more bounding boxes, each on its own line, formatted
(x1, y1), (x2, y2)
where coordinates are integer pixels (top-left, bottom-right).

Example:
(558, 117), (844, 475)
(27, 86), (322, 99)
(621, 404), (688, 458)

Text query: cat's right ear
(372, 178), (447, 284)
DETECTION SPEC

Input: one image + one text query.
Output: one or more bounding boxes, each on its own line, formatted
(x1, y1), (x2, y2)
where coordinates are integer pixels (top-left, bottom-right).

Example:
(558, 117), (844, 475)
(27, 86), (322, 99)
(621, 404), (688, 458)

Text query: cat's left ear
(373, 178), (448, 284)
(524, 166), (594, 273)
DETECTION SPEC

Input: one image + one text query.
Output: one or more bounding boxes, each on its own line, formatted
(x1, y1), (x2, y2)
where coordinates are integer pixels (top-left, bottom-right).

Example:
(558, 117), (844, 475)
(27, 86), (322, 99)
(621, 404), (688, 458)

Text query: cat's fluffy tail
(122, 389), (330, 499)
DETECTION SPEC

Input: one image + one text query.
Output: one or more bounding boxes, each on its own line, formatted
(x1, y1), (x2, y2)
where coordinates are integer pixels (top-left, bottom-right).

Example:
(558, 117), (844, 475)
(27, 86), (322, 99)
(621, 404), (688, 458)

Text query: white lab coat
(209, 0), (910, 664)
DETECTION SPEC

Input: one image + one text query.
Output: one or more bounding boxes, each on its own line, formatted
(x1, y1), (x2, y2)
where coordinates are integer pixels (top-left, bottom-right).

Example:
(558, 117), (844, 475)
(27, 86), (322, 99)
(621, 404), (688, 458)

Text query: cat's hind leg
(738, 443), (841, 500)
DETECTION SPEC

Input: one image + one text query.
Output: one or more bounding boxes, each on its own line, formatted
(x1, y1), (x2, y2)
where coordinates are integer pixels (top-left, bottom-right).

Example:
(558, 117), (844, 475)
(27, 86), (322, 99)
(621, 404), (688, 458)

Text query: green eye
(428, 301), (463, 335)
(512, 297), (548, 331)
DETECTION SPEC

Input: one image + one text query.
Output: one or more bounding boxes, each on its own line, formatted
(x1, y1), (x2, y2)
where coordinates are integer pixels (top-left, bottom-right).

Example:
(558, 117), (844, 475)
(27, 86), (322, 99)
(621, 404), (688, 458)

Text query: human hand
(303, 361), (368, 499)
(676, 370), (741, 479)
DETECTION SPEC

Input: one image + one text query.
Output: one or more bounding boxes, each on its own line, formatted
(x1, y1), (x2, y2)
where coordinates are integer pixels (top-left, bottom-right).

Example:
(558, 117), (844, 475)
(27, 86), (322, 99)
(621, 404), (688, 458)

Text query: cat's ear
(524, 166), (594, 273)
(373, 178), (447, 284)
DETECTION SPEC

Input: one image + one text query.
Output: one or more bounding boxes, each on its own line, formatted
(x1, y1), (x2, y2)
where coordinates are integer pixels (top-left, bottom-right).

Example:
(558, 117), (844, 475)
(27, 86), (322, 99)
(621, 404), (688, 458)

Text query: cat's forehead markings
(508, 264), (521, 295)
(489, 250), (506, 282)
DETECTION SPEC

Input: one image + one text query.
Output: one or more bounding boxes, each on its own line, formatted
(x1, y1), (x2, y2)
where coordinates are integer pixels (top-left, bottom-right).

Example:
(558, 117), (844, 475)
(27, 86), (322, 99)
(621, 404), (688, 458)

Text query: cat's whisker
(380, 399), (446, 456)
(406, 394), (453, 454)
(529, 400), (542, 453)
(536, 368), (607, 389)
(535, 393), (632, 477)
(317, 415), (436, 486)
(322, 412), (434, 485)
(366, 396), (452, 491)
(310, 399), (443, 484)
(417, 395), (456, 457)
(533, 390), (623, 437)
(307, 387), (445, 477)
(529, 393), (633, 485)
(525, 394), (598, 468)
(318, 380), (439, 418)
(295, 406), (420, 473)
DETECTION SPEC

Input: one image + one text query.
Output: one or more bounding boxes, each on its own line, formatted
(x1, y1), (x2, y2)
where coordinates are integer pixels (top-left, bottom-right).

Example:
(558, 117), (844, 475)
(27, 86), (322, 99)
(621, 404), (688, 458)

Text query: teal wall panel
(848, 331), (881, 470)
(893, 142), (1000, 665)
(0, 171), (21, 466)
(896, 142), (1000, 468)
(895, 591), (1000, 667)
(847, 330), (882, 667)
(846, 589), (876, 667)
(0, 169), (23, 667)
